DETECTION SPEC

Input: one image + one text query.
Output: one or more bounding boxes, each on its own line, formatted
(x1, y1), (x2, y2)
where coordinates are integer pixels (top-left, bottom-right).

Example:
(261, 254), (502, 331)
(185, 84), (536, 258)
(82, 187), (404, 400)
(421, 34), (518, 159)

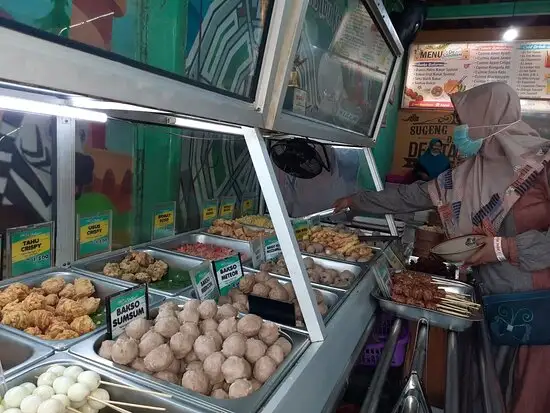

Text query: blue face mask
(453, 124), (483, 158)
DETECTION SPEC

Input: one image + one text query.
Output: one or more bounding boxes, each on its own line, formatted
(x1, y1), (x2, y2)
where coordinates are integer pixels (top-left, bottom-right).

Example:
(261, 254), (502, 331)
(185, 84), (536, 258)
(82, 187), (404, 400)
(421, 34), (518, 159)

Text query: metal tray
(72, 247), (204, 297)
(322, 213), (406, 234)
(372, 273), (483, 332)
(249, 254), (366, 292)
(5, 353), (209, 413)
(70, 299), (310, 413)
(0, 269), (165, 350)
(0, 329), (53, 377)
(149, 232), (254, 266)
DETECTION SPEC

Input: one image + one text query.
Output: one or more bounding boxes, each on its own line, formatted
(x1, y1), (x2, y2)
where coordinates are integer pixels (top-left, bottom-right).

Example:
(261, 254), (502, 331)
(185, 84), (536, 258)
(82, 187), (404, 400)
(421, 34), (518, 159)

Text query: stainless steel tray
(70, 299), (310, 413)
(372, 273), (483, 332)
(0, 269), (165, 350)
(322, 213), (406, 234)
(72, 247), (204, 297)
(5, 353), (209, 413)
(149, 232), (254, 266)
(0, 329), (53, 377)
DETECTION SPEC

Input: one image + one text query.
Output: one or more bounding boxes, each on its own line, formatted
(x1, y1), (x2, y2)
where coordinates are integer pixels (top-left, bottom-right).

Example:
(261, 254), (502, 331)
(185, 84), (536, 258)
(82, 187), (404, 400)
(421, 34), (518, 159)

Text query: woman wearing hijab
(413, 138), (451, 181)
(334, 82), (550, 413)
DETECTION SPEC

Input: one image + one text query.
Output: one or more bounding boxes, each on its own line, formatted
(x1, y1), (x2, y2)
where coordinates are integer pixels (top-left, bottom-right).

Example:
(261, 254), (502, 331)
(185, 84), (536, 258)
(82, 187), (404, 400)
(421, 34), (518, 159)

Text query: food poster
(404, 41), (550, 109)
(289, 0), (393, 134)
(390, 110), (457, 177)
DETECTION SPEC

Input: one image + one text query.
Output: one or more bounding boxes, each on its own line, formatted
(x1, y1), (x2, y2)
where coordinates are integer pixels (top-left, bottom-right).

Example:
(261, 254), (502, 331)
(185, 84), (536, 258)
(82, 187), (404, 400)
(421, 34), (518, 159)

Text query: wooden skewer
(438, 303), (470, 314)
(440, 297), (479, 309)
(105, 400), (166, 411)
(88, 396), (132, 413)
(99, 381), (172, 398)
(67, 408), (81, 413)
(436, 307), (469, 318)
(443, 296), (480, 309)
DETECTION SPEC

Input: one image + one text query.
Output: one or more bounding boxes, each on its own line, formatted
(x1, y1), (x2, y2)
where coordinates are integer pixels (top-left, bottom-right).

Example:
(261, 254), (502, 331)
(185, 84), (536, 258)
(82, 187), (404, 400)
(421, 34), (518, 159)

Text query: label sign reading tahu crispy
(7, 222), (54, 278)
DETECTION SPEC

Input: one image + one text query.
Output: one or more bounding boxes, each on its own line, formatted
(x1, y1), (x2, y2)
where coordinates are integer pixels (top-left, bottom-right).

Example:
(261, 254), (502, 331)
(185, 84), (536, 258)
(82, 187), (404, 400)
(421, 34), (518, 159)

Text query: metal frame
(242, 126), (325, 342)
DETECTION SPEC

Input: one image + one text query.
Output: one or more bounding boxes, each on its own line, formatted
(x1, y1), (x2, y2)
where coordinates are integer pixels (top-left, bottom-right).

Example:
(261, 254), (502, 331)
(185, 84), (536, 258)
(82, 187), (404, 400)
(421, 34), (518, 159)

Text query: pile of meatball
(224, 271), (329, 327)
(98, 299), (292, 400)
(260, 257), (356, 289)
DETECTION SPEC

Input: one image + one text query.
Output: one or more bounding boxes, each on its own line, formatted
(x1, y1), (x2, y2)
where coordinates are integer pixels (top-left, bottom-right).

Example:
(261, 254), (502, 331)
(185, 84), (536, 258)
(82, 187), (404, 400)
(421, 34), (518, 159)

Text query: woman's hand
(333, 196), (353, 213)
(463, 236), (510, 267)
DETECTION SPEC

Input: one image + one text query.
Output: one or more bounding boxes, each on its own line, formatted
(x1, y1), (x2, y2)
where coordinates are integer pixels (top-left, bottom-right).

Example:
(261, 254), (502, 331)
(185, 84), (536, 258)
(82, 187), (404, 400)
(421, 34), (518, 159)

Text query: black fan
(269, 139), (331, 179)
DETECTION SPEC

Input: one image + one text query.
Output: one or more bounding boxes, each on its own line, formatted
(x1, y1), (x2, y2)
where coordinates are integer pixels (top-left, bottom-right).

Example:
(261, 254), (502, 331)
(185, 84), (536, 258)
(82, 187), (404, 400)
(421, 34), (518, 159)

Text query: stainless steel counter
(0, 329), (53, 377)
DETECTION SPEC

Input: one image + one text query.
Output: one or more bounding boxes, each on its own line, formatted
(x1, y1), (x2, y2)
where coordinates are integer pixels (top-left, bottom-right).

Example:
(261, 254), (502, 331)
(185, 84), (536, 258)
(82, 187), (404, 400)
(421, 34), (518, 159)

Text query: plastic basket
(359, 314), (409, 367)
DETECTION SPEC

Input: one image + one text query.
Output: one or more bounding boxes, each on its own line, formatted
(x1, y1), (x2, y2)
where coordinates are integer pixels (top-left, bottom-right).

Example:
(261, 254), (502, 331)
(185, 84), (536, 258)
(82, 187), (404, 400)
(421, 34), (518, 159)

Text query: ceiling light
(173, 117), (243, 135)
(502, 27), (519, 42)
(0, 96), (107, 123)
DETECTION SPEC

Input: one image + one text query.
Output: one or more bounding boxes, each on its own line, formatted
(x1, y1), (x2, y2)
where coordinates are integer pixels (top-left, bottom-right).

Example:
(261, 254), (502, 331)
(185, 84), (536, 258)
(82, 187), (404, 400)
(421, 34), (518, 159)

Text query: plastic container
(359, 314), (409, 367)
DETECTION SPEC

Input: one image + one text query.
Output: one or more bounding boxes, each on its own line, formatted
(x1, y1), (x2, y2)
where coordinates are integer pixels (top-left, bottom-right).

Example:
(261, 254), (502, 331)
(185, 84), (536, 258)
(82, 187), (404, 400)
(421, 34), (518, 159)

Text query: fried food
(2, 310), (30, 329)
(56, 299), (87, 321)
(103, 263), (121, 277)
(21, 292), (46, 311)
(47, 320), (71, 337)
(78, 297), (100, 315)
(45, 294), (59, 307)
(2, 300), (24, 314)
(74, 278), (95, 299)
(41, 277), (66, 295)
(0, 291), (18, 308)
(58, 284), (76, 299)
(24, 326), (42, 335)
(5, 283), (30, 301)
(54, 329), (80, 340)
(103, 251), (168, 283)
(70, 315), (96, 335)
(29, 309), (54, 331)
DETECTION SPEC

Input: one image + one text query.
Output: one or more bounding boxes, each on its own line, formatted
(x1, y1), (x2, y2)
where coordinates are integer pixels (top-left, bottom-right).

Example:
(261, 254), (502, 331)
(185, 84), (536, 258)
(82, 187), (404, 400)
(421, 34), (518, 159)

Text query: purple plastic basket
(359, 314), (409, 367)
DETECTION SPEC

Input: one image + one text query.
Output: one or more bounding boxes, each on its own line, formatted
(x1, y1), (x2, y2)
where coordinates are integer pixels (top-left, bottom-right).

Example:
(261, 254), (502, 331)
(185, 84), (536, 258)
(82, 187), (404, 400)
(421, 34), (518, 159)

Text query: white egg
(19, 384), (36, 394)
(71, 400), (87, 409)
(64, 366), (84, 380)
(51, 395), (70, 408)
(36, 373), (56, 387)
(36, 399), (64, 413)
(32, 386), (55, 401)
(67, 383), (91, 403)
(19, 395), (42, 413)
(78, 404), (98, 413)
(4, 409), (22, 413)
(77, 371), (101, 392)
(52, 376), (75, 395)
(47, 365), (66, 377)
(87, 389), (110, 410)
(4, 387), (29, 408)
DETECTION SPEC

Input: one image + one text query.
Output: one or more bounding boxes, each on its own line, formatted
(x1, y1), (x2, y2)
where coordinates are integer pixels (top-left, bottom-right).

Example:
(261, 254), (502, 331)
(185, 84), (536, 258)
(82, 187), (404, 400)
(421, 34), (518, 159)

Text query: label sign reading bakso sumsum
(7, 222), (54, 278)
(212, 254), (243, 295)
(106, 284), (149, 339)
(190, 261), (219, 301)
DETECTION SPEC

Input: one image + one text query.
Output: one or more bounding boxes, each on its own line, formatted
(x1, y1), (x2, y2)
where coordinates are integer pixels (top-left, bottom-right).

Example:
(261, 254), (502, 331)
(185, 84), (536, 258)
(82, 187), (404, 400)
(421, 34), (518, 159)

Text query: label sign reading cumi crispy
(7, 222), (54, 278)
(77, 210), (112, 258)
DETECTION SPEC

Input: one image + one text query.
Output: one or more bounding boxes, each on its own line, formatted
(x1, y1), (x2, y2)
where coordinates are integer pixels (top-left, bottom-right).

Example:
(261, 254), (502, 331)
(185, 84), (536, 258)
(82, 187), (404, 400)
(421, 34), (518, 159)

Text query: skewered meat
(176, 243), (236, 260)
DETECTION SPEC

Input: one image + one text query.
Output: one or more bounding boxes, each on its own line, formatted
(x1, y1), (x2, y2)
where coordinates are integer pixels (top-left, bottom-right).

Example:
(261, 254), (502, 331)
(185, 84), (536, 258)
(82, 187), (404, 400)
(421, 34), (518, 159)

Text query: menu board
(403, 41), (550, 109)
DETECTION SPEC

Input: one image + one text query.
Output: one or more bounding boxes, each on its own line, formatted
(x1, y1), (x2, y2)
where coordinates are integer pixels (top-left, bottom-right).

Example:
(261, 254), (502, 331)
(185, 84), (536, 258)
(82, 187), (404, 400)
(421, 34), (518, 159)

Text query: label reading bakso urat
(106, 284), (149, 339)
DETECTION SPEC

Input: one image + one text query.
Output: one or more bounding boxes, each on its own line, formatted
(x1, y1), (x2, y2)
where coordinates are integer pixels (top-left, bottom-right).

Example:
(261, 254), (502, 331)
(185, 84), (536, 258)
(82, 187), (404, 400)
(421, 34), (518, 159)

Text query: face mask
(453, 121), (520, 158)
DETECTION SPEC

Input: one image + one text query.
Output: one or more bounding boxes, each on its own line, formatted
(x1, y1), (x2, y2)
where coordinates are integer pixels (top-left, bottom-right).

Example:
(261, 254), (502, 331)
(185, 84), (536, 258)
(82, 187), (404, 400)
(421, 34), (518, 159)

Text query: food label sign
(263, 235), (282, 262)
(7, 222), (54, 278)
(212, 254), (244, 295)
(151, 202), (176, 240)
(219, 196), (237, 220)
(201, 199), (219, 227)
(372, 256), (392, 298)
(384, 246), (405, 270)
(249, 238), (264, 269)
(77, 211), (112, 259)
(292, 219), (310, 241)
(106, 284), (149, 339)
(240, 193), (257, 216)
(190, 261), (219, 300)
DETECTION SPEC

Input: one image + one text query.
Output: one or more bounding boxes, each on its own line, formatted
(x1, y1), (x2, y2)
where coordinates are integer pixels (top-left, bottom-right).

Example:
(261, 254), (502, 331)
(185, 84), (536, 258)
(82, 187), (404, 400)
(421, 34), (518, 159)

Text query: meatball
(180, 322), (201, 340)
(245, 338), (267, 364)
(254, 271), (271, 283)
(139, 330), (165, 357)
(237, 314), (263, 337)
(144, 344), (175, 372)
(193, 335), (220, 361)
(203, 352), (226, 384)
(269, 286), (289, 302)
(169, 332), (194, 359)
(232, 302), (248, 313)
(178, 308), (200, 324)
(205, 330), (223, 349)
(215, 304), (238, 322)
(238, 275), (256, 294)
(185, 351), (199, 363)
(200, 318), (218, 334)
(251, 283), (270, 298)
(186, 361), (203, 373)
(314, 290), (324, 304)
(217, 317), (237, 339)
(221, 356), (252, 383)
(185, 299), (201, 312)
(253, 356), (277, 383)
(154, 371), (179, 384)
(229, 379), (254, 399)
(159, 301), (179, 313)
(266, 344), (285, 365)
(265, 278), (281, 289)
(69, 315), (96, 335)
(318, 302), (328, 316)
(231, 291), (248, 307)
(197, 300), (217, 320)
(181, 370), (210, 395)
(166, 358), (181, 374)
(274, 337), (292, 356)
(282, 284), (296, 301)
(222, 333), (246, 358)
(154, 316), (180, 338)
(130, 357), (149, 373)
(211, 389), (229, 399)
(258, 322), (279, 345)
(98, 340), (114, 360)
(111, 336), (138, 365)
(41, 277), (65, 295)
(217, 296), (232, 306)
(125, 318), (151, 340)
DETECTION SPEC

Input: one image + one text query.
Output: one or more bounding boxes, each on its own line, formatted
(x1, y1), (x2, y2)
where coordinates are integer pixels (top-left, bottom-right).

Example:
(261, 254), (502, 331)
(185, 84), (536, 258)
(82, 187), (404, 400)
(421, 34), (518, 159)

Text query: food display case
(0, 0), (408, 411)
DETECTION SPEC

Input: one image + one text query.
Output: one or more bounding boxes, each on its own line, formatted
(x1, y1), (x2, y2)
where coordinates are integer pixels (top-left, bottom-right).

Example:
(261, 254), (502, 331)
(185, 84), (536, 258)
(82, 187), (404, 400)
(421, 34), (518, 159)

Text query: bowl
(430, 235), (485, 263)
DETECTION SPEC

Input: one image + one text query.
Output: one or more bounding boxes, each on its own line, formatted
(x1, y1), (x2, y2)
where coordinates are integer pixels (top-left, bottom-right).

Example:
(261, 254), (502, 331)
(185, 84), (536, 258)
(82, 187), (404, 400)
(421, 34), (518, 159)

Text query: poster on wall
(390, 110), (457, 177)
(403, 41), (550, 109)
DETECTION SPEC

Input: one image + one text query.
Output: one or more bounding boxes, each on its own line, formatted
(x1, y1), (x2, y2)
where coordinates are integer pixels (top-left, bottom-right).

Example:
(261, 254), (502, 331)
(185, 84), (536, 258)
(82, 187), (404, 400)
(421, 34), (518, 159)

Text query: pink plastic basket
(359, 314), (409, 367)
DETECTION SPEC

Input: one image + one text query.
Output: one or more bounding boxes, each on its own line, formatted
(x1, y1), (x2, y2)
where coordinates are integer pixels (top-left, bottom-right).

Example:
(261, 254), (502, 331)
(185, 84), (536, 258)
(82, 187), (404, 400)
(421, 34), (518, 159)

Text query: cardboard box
(390, 110), (458, 177)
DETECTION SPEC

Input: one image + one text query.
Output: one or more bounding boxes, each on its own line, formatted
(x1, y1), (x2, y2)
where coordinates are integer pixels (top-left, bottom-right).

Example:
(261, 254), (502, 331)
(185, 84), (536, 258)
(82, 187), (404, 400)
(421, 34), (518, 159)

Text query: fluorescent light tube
(173, 117), (243, 135)
(0, 96), (107, 123)
(70, 97), (165, 113)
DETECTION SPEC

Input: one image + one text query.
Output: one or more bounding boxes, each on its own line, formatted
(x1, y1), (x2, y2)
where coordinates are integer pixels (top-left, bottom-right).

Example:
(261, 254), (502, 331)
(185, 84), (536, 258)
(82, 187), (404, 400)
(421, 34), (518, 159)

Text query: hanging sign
(292, 219), (310, 240)
(106, 284), (149, 340)
(249, 238), (264, 268)
(263, 235), (282, 262)
(151, 202), (176, 240)
(384, 246), (405, 270)
(212, 254), (244, 295)
(219, 196), (237, 219)
(76, 210), (112, 259)
(372, 255), (392, 298)
(7, 222), (54, 278)
(190, 261), (219, 300)
(240, 193), (257, 216)
(201, 199), (219, 227)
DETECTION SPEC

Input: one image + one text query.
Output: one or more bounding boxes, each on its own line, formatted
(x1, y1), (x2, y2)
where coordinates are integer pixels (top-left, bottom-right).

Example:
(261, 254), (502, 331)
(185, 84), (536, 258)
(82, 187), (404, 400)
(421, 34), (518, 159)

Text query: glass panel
(283, 0), (395, 135)
(0, 0), (271, 99)
(0, 111), (55, 278)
